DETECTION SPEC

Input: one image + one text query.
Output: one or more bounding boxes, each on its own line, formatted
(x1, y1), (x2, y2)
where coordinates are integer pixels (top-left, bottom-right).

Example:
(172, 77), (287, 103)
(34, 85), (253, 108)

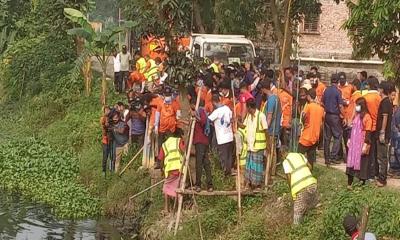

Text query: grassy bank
(1, 81), (400, 239)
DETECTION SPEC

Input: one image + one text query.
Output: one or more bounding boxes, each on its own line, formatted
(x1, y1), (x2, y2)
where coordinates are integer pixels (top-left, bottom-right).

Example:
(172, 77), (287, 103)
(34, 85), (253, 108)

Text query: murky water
(0, 190), (122, 240)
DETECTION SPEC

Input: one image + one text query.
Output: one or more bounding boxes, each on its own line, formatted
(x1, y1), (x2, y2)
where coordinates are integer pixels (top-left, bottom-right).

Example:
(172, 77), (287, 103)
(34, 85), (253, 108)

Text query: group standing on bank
(100, 46), (398, 225)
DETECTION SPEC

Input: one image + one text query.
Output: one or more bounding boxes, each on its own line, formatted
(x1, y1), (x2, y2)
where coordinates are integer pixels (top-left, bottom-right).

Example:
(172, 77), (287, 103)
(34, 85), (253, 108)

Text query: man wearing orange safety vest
(152, 86), (181, 151)
(338, 72), (353, 159)
(278, 88), (293, 148)
(310, 72), (326, 103)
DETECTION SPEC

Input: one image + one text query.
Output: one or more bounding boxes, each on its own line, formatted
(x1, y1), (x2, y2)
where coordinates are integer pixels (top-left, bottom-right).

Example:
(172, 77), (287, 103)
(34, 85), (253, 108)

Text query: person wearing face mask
(376, 81), (396, 187)
(310, 72), (326, 104)
(298, 88), (324, 171)
(346, 97), (373, 189)
(153, 86), (180, 151)
(338, 72), (354, 161)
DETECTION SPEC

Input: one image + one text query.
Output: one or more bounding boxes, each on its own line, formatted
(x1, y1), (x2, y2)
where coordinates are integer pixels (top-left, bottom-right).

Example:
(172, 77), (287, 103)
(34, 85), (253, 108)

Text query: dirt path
(316, 157), (400, 189)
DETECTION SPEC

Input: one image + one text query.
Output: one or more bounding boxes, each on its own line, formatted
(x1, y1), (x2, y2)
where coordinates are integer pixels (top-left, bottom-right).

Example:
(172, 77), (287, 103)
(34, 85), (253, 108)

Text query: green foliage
(0, 138), (100, 219)
(344, 0), (400, 62)
(0, 35), (77, 100)
(321, 186), (400, 240)
(119, 0), (191, 38)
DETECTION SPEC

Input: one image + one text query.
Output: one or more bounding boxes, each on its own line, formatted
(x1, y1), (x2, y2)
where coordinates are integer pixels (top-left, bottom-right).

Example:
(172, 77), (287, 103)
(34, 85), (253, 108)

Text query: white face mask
(355, 105), (361, 113)
(164, 96), (172, 104)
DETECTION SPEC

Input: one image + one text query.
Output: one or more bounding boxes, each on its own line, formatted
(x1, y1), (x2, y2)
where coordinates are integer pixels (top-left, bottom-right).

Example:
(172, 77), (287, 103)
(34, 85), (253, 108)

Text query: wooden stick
(231, 81), (242, 222)
(119, 146), (144, 176)
(129, 179), (166, 200)
(358, 205), (370, 240)
(174, 86), (202, 236)
(142, 116), (150, 168)
(176, 189), (265, 196)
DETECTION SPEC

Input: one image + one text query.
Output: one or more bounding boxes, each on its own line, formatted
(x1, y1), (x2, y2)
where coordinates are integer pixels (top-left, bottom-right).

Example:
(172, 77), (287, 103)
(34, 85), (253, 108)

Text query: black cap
(163, 86), (172, 96)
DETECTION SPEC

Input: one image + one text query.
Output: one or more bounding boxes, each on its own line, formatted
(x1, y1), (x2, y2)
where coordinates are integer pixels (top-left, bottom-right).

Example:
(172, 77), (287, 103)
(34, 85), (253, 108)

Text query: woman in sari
(346, 97), (373, 189)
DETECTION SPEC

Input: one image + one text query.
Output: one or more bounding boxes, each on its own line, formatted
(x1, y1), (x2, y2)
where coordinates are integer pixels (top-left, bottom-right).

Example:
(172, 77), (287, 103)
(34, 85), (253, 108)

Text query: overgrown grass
(1, 79), (400, 239)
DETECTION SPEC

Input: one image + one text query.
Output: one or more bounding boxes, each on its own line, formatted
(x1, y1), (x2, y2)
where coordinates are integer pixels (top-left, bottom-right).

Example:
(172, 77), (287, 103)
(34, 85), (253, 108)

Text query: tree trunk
(101, 68), (107, 106)
(280, 30), (292, 67)
(193, 0), (206, 33)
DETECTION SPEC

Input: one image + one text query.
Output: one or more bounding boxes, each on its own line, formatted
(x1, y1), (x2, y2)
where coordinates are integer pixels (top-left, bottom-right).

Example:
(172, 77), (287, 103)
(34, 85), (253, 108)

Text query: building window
(302, 14), (320, 34)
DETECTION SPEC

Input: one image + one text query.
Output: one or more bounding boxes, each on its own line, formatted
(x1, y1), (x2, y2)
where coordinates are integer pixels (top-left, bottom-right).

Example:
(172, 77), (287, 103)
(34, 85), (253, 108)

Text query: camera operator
(100, 106), (111, 177)
(126, 98), (146, 146)
(109, 110), (129, 173)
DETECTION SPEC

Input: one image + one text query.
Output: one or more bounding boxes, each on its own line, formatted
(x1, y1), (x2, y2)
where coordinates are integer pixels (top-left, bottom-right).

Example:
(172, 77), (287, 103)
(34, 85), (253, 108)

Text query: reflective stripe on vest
(238, 128), (247, 166)
(162, 137), (182, 177)
(285, 153), (317, 199)
(137, 58), (147, 74)
(144, 59), (158, 81)
(245, 111), (267, 150)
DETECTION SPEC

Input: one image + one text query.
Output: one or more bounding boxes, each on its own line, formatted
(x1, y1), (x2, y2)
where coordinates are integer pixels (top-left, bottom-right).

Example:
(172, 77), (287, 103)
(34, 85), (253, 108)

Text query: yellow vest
(238, 128), (247, 166)
(162, 137), (183, 177)
(244, 110), (267, 150)
(137, 57), (147, 74)
(284, 153), (317, 199)
(210, 63), (219, 73)
(144, 59), (158, 81)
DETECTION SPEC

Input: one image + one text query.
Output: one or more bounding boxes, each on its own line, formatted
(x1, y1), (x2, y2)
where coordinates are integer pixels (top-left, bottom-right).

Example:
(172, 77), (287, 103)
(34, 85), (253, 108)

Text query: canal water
(0, 190), (122, 240)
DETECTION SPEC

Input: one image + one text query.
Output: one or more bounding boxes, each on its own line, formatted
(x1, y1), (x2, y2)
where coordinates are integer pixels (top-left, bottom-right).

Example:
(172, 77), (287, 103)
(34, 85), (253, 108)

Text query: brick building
(255, 0), (384, 81)
(297, 0), (383, 81)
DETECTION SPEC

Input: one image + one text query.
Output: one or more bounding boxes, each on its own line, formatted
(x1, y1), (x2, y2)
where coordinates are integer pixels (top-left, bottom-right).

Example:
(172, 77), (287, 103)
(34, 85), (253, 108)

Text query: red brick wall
(298, 0), (353, 59)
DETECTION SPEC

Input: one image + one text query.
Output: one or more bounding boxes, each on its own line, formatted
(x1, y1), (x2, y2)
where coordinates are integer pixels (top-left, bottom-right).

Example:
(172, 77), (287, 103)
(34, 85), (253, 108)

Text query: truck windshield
(203, 42), (254, 64)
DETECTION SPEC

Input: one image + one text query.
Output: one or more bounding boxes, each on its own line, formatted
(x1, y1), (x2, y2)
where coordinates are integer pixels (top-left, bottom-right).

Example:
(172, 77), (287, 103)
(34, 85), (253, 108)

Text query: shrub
(321, 186), (400, 240)
(0, 138), (100, 218)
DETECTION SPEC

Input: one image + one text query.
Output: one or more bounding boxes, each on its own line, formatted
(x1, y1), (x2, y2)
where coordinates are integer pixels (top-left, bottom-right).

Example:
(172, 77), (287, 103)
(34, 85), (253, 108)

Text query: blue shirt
(265, 94), (282, 136)
(322, 85), (343, 115)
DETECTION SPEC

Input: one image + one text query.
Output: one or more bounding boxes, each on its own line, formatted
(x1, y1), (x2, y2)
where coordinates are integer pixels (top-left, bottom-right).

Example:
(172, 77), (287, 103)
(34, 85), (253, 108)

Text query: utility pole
(118, 7), (121, 50)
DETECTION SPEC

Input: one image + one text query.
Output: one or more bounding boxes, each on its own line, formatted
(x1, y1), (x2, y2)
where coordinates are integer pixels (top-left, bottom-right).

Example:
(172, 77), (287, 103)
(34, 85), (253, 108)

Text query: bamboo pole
(174, 86), (202, 236)
(142, 116), (150, 167)
(358, 206), (370, 240)
(176, 189), (265, 196)
(119, 146), (144, 176)
(129, 179), (166, 200)
(231, 81), (242, 222)
(265, 0), (293, 186)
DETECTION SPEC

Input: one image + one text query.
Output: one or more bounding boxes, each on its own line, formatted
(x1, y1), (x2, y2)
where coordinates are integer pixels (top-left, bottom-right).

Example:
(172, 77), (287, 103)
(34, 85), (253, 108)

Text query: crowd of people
(100, 47), (399, 224)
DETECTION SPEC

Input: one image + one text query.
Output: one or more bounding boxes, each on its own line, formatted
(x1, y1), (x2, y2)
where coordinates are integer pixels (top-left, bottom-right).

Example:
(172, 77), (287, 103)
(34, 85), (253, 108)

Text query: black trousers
(114, 72), (121, 92)
(369, 131), (378, 179)
(195, 144), (213, 187)
(119, 71), (129, 93)
(377, 140), (389, 184)
(324, 113), (343, 163)
(339, 127), (351, 162)
(102, 143), (110, 173)
(217, 142), (234, 175)
(298, 143), (317, 163)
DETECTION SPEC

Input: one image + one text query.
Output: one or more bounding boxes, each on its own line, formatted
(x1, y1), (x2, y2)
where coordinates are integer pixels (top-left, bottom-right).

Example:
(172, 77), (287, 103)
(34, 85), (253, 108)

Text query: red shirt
(193, 108), (209, 145)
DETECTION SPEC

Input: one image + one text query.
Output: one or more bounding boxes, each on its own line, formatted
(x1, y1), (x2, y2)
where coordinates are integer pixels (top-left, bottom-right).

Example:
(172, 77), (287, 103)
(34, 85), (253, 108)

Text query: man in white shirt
(113, 51), (121, 92)
(208, 94), (234, 176)
(119, 45), (132, 93)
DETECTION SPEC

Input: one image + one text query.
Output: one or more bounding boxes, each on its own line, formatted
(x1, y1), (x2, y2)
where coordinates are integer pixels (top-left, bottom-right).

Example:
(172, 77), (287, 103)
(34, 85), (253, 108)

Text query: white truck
(189, 34), (256, 65)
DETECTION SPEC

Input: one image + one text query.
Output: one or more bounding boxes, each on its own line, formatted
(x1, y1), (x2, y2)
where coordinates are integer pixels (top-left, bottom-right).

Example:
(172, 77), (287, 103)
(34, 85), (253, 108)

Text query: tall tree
(343, 0), (400, 81)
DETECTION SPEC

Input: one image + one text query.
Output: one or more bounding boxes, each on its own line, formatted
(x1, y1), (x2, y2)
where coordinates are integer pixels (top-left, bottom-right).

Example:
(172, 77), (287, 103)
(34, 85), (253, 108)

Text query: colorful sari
(347, 114), (364, 171)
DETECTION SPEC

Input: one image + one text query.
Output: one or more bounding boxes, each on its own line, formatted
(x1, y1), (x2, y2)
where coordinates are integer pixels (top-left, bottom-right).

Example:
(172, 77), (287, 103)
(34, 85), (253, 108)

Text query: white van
(189, 34), (256, 65)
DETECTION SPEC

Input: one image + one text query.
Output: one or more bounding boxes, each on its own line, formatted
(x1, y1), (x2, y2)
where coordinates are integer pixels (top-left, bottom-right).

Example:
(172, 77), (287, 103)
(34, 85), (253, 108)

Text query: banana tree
(64, 8), (136, 105)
